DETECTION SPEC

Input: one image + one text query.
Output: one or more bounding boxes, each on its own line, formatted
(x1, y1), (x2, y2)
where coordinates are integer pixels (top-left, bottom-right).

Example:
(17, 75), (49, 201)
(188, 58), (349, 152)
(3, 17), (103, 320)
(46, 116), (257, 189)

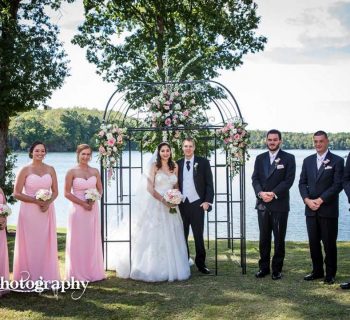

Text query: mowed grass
(2, 232), (350, 319)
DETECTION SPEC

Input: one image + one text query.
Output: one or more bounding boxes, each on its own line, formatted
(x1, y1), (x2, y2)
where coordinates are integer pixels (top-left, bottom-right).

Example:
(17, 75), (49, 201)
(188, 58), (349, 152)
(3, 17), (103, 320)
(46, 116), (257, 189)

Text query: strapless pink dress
(0, 193), (9, 280)
(65, 176), (105, 282)
(13, 173), (60, 281)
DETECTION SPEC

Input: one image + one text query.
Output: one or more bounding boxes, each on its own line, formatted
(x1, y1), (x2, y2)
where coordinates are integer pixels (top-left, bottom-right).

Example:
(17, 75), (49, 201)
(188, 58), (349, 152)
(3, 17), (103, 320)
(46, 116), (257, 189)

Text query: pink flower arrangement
(217, 118), (250, 176)
(165, 118), (172, 126)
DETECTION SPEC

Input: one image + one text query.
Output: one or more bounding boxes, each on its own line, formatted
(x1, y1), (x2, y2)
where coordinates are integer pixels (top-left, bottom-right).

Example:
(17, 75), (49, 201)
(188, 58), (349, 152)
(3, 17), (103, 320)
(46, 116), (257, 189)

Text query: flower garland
(96, 123), (127, 180)
(216, 118), (250, 176)
(141, 87), (207, 155)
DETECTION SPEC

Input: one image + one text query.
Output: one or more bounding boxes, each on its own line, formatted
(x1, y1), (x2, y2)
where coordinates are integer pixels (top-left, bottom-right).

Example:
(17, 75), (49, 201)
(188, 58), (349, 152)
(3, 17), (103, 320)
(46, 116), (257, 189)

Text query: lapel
(178, 158), (184, 184)
(193, 156), (199, 180)
(263, 152), (269, 178)
(316, 151), (331, 182)
(266, 150), (281, 179)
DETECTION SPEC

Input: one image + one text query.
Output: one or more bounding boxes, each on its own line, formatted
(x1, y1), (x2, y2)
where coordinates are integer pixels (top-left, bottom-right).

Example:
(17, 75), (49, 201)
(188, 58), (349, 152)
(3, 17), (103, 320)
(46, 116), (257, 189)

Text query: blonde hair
(76, 144), (92, 162)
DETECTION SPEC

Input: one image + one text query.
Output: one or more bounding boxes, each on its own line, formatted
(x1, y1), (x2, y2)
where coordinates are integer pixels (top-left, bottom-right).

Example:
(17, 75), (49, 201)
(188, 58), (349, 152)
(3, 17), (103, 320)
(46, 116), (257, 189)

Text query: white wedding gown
(114, 171), (191, 282)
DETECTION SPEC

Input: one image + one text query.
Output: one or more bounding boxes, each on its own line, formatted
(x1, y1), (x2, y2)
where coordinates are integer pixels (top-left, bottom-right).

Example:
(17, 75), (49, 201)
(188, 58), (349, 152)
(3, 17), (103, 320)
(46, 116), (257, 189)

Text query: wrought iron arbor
(100, 80), (247, 274)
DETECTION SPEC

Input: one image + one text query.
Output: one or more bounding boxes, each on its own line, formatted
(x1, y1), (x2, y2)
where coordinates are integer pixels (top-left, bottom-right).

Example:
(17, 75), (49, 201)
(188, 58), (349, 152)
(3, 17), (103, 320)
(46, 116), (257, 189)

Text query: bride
(114, 141), (190, 282)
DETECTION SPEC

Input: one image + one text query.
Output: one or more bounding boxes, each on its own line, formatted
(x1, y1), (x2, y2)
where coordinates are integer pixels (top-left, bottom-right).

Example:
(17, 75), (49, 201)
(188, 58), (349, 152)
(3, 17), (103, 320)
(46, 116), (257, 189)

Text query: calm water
(7, 150), (350, 241)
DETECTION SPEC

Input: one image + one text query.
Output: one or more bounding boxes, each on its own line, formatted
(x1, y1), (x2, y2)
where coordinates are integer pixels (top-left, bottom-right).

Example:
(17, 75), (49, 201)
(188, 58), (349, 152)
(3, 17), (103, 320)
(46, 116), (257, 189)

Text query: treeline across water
(8, 108), (350, 152)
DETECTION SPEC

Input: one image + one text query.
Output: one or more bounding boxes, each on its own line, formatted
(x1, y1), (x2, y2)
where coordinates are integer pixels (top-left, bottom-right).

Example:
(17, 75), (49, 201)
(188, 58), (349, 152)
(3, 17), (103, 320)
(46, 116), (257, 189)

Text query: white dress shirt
(269, 149), (280, 165)
(182, 156), (200, 203)
(317, 150), (328, 170)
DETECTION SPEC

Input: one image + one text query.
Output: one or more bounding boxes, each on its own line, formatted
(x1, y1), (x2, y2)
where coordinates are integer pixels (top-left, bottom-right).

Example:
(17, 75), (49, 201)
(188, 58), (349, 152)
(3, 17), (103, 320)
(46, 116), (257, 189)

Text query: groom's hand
(200, 202), (210, 211)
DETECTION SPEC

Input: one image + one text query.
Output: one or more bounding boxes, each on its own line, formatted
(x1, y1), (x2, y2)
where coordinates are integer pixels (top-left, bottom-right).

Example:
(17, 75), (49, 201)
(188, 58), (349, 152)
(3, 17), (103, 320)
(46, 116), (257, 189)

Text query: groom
(178, 137), (214, 274)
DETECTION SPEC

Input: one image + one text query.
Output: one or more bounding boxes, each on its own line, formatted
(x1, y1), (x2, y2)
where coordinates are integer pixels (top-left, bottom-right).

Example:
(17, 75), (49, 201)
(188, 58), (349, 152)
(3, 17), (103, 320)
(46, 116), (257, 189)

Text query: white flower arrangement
(85, 188), (101, 202)
(0, 203), (11, 217)
(35, 189), (52, 202)
(163, 189), (183, 214)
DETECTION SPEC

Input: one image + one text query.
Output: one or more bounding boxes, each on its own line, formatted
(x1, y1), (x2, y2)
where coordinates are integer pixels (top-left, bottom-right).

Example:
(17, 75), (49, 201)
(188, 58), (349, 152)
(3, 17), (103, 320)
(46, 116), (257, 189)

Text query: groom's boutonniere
(274, 158), (281, 166)
(323, 159), (330, 167)
(193, 162), (199, 173)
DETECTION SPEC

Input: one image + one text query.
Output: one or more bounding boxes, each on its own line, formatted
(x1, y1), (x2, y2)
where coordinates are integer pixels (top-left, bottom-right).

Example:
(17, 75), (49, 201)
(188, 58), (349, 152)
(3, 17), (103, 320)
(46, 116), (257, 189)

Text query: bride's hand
(161, 198), (176, 208)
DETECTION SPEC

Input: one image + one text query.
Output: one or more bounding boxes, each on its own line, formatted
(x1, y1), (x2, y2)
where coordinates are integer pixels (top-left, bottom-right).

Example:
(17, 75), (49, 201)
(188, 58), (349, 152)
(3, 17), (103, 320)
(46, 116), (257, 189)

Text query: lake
(6, 149), (350, 241)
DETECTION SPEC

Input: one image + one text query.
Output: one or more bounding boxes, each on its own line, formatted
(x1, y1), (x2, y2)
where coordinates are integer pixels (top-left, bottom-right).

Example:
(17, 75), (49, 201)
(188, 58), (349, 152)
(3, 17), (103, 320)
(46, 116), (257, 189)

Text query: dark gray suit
(252, 149), (296, 273)
(299, 151), (344, 277)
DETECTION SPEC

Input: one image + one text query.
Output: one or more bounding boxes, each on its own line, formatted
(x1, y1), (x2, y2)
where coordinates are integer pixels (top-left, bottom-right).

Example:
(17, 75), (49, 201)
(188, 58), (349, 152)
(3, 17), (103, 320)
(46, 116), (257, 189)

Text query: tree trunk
(156, 14), (164, 72)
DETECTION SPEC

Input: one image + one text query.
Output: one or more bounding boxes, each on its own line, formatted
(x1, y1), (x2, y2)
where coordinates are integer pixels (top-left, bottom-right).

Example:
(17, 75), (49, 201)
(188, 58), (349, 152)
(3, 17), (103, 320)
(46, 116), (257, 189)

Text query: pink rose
(164, 105), (170, 110)
(107, 137), (116, 146)
(98, 130), (105, 137)
(234, 134), (241, 140)
(165, 118), (172, 126)
(183, 110), (189, 117)
(99, 145), (106, 154)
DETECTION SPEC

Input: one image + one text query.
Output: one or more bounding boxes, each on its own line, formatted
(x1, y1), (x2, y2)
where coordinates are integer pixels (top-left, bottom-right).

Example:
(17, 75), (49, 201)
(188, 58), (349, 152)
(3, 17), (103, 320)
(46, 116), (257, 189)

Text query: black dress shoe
(304, 273), (324, 281)
(255, 270), (270, 278)
(324, 276), (335, 285)
(198, 267), (211, 274)
(340, 282), (350, 289)
(272, 272), (282, 280)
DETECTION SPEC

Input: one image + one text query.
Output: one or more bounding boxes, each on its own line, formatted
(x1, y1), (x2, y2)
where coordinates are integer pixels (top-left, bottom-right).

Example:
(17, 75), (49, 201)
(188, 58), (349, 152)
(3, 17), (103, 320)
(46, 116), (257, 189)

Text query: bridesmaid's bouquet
(163, 189), (183, 214)
(0, 204), (11, 230)
(35, 189), (52, 201)
(85, 188), (101, 203)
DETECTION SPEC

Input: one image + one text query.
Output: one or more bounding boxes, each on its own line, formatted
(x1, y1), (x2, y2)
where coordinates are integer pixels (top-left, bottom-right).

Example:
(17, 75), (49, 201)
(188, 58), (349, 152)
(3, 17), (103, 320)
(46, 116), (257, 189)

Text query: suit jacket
(299, 151), (344, 218)
(344, 152), (350, 203)
(252, 149), (296, 212)
(177, 156), (214, 211)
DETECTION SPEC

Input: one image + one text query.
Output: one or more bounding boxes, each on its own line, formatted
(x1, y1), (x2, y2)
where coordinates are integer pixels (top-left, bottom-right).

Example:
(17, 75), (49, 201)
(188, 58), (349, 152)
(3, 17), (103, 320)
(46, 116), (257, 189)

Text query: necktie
(186, 161), (190, 171)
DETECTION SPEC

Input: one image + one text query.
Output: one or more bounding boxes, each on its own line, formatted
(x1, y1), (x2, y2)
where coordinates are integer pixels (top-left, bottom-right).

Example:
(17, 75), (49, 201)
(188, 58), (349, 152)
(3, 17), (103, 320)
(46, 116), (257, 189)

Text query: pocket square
(325, 166), (332, 170)
(277, 164), (284, 169)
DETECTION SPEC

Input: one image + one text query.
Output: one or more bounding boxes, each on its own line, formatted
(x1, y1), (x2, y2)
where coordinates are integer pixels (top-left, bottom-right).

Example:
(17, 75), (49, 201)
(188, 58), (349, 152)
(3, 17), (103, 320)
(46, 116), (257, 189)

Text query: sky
(47, 0), (350, 133)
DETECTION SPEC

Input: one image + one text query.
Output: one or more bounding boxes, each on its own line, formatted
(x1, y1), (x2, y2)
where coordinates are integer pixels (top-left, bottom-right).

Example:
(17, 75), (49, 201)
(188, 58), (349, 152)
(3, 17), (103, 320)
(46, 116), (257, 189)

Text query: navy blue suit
(299, 151), (344, 277)
(252, 149), (296, 273)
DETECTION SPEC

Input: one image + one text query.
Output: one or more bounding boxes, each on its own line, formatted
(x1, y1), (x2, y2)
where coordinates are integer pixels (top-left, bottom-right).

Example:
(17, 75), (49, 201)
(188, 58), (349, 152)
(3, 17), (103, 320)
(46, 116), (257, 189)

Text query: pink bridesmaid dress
(13, 174), (60, 281)
(0, 193), (9, 280)
(65, 176), (105, 282)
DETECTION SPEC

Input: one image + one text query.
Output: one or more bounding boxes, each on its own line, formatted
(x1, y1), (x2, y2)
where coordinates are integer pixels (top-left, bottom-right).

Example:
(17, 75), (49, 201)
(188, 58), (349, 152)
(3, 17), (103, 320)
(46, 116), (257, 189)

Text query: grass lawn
(1, 231), (350, 319)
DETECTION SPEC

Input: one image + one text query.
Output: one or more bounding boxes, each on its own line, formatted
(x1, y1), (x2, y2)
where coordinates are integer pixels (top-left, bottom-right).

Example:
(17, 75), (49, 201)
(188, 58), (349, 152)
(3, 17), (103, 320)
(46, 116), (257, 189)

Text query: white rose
(106, 133), (113, 139)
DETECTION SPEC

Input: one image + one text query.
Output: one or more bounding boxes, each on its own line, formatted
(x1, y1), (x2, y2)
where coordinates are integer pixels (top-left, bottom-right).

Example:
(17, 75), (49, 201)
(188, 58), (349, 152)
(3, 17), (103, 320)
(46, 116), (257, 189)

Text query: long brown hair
(156, 142), (175, 172)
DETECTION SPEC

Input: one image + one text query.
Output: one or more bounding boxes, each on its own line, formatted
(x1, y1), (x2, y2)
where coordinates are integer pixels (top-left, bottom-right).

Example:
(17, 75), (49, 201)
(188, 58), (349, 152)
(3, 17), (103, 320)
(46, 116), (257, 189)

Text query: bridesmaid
(65, 144), (105, 282)
(13, 141), (60, 282)
(0, 187), (9, 296)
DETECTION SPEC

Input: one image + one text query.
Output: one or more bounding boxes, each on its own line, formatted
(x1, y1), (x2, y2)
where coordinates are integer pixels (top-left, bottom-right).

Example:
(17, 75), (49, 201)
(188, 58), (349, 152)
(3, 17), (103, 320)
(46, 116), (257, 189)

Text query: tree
(0, 0), (72, 201)
(73, 0), (266, 89)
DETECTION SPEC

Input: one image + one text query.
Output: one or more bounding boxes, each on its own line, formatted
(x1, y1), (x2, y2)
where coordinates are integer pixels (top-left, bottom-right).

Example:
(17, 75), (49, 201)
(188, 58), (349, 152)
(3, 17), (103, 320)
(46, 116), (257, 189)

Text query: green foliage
(0, 149), (16, 204)
(73, 0), (267, 90)
(0, 0), (73, 200)
(250, 130), (350, 150)
(9, 108), (104, 152)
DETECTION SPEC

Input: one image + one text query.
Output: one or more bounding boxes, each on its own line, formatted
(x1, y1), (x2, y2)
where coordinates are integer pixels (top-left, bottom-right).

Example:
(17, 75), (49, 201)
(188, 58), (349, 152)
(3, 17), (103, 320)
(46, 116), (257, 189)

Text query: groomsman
(340, 152), (350, 289)
(252, 129), (296, 280)
(299, 131), (344, 284)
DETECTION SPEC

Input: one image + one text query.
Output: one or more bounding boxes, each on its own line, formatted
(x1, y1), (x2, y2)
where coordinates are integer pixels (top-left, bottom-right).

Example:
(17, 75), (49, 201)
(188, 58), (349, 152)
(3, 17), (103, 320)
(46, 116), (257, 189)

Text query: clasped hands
(304, 197), (324, 211)
(35, 199), (50, 212)
(259, 191), (276, 203)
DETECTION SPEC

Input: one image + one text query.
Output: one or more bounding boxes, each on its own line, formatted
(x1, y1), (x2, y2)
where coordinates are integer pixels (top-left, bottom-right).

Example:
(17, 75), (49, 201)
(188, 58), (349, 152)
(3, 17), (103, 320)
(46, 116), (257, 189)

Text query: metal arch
(101, 80), (247, 276)
(103, 80), (243, 125)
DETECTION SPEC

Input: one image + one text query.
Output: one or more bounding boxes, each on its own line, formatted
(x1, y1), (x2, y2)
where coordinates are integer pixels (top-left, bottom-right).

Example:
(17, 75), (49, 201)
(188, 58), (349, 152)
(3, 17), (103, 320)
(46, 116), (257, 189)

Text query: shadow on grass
(2, 237), (350, 319)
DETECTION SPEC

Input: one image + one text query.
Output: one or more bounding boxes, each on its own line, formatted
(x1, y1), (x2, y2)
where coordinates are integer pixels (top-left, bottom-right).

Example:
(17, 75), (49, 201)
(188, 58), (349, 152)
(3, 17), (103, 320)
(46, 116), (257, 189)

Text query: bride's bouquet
(0, 204), (12, 230)
(85, 188), (101, 203)
(35, 189), (52, 202)
(163, 189), (183, 214)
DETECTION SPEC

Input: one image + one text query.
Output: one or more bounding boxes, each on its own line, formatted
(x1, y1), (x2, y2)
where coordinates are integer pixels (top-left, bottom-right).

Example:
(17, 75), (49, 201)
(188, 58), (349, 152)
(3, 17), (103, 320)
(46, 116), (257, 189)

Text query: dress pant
(179, 198), (206, 269)
(306, 215), (338, 277)
(258, 209), (289, 273)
